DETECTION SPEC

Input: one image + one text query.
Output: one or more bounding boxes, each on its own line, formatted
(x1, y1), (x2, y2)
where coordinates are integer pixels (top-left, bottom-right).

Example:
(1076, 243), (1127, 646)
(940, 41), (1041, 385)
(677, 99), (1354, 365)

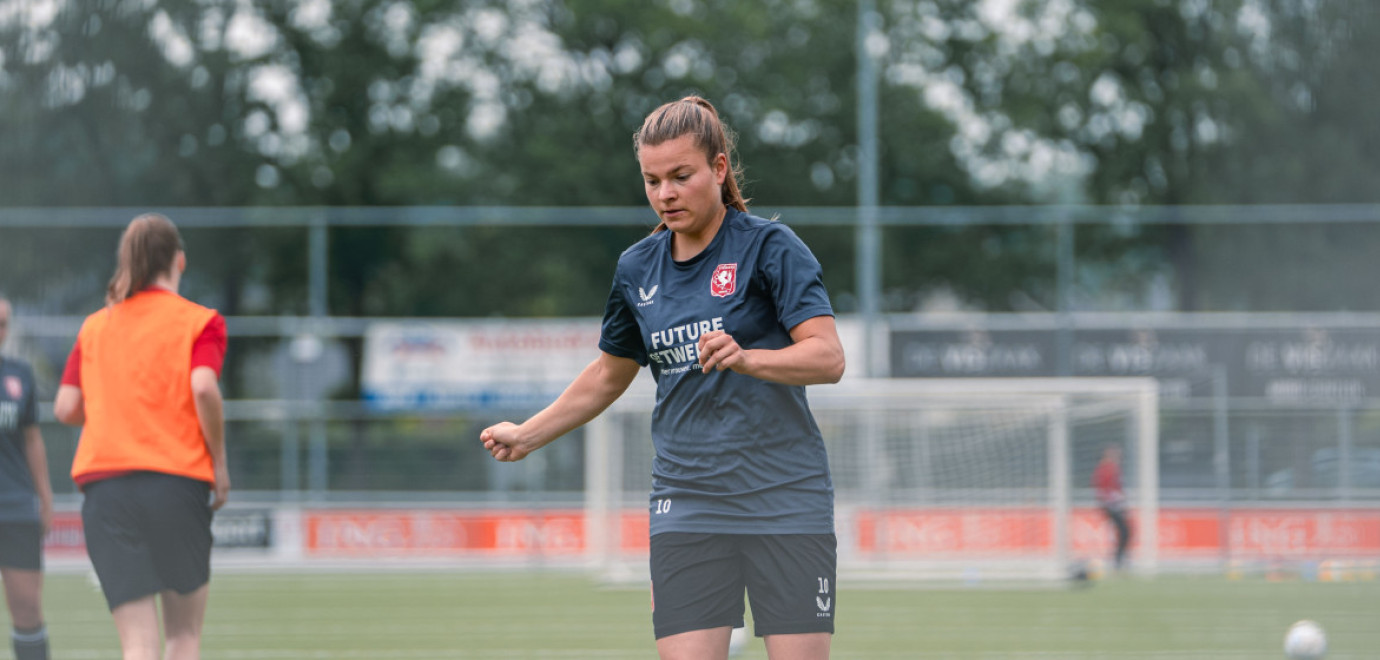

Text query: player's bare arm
(482, 352), (640, 462)
(192, 365), (230, 510)
(696, 315), (844, 386)
(53, 384), (85, 426)
(23, 425), (53, 535)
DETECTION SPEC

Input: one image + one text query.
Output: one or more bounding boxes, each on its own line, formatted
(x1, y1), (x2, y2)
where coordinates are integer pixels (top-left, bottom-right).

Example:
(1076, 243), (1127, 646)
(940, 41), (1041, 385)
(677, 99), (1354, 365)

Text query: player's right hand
(481, 421), (530, 462)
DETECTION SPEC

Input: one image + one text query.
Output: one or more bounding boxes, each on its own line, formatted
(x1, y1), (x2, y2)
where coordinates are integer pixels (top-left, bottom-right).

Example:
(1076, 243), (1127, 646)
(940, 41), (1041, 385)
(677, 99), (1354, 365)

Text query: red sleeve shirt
(62, 313), (227, 387)
(1092, 459), (1123, 505)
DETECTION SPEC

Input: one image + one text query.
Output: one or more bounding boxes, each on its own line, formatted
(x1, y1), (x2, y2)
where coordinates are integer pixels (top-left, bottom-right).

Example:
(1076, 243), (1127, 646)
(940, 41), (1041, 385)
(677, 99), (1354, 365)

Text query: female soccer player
(0, 297), (53, 660)
(482, 96), (844, 660)
(54, 214), (230, 660)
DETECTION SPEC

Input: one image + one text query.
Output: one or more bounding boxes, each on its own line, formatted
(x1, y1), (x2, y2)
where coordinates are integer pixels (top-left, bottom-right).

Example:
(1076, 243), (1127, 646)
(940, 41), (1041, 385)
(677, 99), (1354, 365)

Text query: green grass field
(23, 571), (1380, 659)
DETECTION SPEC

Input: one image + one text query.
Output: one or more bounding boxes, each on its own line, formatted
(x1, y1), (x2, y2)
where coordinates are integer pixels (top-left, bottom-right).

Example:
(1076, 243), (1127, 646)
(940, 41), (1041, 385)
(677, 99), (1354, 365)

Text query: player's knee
(162, 631), (204, 660)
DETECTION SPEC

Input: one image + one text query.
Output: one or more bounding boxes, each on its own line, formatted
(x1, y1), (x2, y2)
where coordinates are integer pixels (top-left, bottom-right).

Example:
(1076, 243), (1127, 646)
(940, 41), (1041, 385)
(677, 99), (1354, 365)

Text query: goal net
(584, 378), (1159, 583)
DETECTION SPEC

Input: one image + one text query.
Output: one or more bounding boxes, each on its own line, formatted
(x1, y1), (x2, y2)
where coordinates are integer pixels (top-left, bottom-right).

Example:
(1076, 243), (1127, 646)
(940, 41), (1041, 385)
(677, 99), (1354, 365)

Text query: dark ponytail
(107, 214), (184, 305)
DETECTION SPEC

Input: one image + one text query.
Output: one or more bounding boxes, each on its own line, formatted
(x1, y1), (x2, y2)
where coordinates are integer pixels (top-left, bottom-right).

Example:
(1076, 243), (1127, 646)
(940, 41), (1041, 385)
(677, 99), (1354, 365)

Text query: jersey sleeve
(597, 264), (648, 366)
(61, 341), (82, 387)
(760, 224), (835, 330)
(191, 313), (228, 376)
(19, 364), (37, 428)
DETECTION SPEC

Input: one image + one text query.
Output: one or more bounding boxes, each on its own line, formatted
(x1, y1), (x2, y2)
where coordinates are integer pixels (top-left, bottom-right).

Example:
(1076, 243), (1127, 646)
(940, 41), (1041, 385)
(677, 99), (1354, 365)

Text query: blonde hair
(633, 96), (747, 232)
(107, 213), (183, 305)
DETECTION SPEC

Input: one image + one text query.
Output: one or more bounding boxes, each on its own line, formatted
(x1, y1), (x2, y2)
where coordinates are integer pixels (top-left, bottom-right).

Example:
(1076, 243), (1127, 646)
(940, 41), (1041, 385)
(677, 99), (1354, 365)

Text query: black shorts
(649, 532), (836, 639)
(0, 521), (43, 571)
(82, 472), (213, 610)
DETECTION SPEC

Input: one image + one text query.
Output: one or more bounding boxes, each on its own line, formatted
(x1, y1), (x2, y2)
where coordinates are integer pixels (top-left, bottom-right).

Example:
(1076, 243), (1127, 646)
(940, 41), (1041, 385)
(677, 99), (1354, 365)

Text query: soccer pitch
(30, 571), (1380, 659)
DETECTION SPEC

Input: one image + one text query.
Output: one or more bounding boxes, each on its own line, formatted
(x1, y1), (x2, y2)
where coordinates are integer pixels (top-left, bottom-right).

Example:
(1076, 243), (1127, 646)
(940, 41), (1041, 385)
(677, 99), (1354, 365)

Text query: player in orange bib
(55, 214), (229, 660)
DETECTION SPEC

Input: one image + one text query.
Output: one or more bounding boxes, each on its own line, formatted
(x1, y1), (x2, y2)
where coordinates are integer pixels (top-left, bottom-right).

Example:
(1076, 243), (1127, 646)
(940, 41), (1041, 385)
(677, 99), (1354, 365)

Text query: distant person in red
(54, 214), (229, 660)
(1092, 445), (1131, 572)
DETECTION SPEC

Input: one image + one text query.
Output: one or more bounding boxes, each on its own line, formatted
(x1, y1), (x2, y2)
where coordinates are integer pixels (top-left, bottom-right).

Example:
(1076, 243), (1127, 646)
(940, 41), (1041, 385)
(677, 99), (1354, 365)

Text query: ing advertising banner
(43, 507), (1379, 561)
(301, 507), (1379, 560)
(852, 507), (1380, 559)
(303, 510), (588, 556)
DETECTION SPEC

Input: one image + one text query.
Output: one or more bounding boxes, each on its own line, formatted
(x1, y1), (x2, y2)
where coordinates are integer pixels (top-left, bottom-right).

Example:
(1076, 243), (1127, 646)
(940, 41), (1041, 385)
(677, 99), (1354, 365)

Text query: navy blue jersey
(0, 358), (40, 523)
(599, 208), (836, 535)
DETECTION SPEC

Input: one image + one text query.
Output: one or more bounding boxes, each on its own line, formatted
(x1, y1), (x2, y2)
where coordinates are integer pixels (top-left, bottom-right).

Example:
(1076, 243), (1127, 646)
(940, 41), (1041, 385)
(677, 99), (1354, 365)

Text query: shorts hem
(104, 586), (162, 612)
(653, 617), (744, 640)
(754, 621), (835, 636)
(103, 577), (209, 611)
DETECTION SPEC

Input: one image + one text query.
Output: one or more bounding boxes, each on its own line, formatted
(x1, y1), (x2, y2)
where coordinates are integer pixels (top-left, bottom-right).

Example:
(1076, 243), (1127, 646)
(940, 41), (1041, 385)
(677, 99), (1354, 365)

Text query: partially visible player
(482, 96), (844, 660)
(0, 296), (53, 660)
(54, 214), (230, 660)
(1092, 444), (1131, 573)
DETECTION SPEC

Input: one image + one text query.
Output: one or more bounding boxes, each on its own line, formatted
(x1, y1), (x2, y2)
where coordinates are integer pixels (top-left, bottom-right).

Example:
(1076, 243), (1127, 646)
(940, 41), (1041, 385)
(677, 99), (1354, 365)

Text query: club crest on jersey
(4, 376), (21, 400)
(710, 263), (738, 297)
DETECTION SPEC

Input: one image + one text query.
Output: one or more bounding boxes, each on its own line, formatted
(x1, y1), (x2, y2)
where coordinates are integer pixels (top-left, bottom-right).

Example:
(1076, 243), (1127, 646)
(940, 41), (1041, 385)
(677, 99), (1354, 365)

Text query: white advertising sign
(363, 319), (608, 410)
(363, 316), (866, 411)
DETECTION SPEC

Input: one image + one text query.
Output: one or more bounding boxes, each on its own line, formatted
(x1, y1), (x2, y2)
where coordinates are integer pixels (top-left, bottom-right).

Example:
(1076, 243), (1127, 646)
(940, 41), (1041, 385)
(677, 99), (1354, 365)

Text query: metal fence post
(856, 0), (881, 378)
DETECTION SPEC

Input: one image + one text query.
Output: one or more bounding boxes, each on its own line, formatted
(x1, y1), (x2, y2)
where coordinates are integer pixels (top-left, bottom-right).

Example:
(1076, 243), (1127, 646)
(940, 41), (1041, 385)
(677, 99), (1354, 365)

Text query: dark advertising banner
(46, 508), (275, 552)
(211, 509), (274, 548)
(890, 327), (1380, 402)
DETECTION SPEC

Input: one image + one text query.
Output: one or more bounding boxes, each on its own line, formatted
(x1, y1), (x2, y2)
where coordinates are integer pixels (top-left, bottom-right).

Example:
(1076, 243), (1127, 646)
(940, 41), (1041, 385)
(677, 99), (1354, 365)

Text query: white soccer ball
(728, 626), (749, 657)
(1284, 619), (1327, 660)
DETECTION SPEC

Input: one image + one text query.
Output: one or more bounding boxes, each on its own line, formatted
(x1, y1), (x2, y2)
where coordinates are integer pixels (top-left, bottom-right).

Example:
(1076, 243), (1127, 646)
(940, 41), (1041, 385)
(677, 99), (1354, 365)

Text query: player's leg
(0, 521), (49, 659)
(1101, 508), (1119, 569)
(160, 585), (209, 660)
(144, 474), (214, 660)
(82, 476), (171, 660)
(1111, 509), (1131, 570)
(109, 595), (161, 660)
(1, 567), (43, 628)
(651, 532), (746, 660)
(1, 568), (47, 660)
(657, 627), (735, 660)
(742, 534), (836, 660)
(764, 632), (832, 659)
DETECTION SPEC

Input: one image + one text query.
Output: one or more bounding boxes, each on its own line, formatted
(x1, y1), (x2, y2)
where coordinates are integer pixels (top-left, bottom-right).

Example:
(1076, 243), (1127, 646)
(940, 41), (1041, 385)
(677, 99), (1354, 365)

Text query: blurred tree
(880, 0), (1380, 311)
(3, 0), (1379, 322)
(0, 0), (896, 317)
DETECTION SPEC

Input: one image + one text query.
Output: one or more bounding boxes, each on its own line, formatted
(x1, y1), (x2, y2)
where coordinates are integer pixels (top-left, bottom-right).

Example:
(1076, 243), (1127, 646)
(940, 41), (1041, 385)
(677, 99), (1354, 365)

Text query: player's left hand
(697, 330), (748, 374)
(38, 501), (52, 536)
(211, 464), (231, 511)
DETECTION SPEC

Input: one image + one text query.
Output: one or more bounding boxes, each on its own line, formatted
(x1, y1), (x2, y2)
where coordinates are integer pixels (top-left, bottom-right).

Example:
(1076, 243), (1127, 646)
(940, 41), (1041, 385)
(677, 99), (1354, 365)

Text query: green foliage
(3, 0), (1379, 316)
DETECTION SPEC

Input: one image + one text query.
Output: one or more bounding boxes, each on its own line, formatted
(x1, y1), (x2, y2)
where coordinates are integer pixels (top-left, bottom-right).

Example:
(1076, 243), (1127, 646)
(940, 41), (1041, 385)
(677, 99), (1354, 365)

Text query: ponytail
(107, 214), (184, 305)
(633, 96), (747, 233)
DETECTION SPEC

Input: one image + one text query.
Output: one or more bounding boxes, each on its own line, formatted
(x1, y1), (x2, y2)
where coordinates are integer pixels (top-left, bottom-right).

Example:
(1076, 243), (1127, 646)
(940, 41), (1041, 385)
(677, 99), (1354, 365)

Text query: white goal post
(584, 378), (1159, 583)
